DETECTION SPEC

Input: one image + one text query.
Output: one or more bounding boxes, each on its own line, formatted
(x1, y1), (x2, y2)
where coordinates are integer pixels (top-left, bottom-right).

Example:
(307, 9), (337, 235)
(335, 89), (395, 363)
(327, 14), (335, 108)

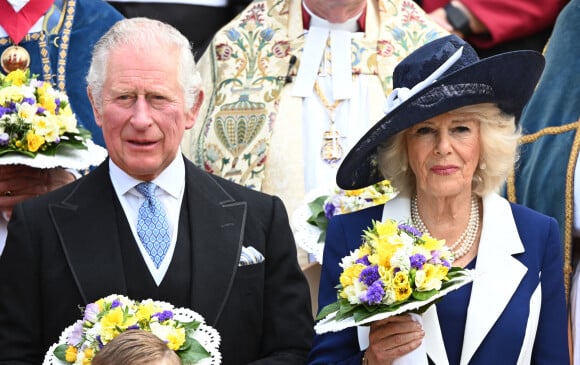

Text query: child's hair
(91, 330), (182, 365)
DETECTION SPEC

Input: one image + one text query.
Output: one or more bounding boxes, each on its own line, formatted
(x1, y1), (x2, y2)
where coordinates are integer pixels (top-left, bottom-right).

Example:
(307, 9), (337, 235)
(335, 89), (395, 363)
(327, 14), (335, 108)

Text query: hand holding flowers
(314, 219), (473, 334)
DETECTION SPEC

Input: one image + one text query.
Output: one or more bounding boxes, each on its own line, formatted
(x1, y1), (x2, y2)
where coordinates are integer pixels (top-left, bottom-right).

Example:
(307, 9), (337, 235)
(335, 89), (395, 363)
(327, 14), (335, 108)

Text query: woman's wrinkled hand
(364, 314), (425, 365)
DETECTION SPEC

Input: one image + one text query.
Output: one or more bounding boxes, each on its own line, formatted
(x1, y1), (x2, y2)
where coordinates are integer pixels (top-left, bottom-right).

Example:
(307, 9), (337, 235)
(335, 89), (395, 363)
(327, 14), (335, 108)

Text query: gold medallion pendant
(1, 45), (30, 73)
(320, 124), (344, 167)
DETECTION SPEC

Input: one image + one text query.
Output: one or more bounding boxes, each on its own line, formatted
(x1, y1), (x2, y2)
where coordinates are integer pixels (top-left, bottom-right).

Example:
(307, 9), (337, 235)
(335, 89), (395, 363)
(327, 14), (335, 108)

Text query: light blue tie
(135, 182), (170, 268)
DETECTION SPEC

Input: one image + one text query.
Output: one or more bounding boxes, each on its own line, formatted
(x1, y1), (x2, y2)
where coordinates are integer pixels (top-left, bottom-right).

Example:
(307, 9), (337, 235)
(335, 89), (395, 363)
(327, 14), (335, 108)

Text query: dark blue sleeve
(307, 206), (382, 365)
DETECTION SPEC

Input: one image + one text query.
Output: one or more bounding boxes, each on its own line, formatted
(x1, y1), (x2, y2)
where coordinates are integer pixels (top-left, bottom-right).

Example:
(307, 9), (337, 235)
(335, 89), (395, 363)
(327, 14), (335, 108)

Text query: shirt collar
(109, 149), (185, 199)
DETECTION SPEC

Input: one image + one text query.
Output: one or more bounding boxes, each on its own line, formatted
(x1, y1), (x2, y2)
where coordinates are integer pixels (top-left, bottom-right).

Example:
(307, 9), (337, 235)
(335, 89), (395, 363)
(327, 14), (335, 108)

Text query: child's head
(91, 330), (182, 365)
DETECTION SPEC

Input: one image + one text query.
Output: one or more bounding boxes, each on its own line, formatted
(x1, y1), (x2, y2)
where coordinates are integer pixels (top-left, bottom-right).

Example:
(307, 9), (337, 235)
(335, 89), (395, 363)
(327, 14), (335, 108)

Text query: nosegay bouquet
(307, 181), (397, 243)
(0, 69), (89, 157)
(44, 294), (221, 365)
(314, 219), (473, 334)
(0, 69), (107, 170)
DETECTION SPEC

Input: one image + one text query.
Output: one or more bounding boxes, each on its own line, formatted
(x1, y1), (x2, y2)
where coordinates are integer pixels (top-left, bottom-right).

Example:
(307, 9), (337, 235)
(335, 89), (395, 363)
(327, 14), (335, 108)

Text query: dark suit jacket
(0, 158), (313, 364)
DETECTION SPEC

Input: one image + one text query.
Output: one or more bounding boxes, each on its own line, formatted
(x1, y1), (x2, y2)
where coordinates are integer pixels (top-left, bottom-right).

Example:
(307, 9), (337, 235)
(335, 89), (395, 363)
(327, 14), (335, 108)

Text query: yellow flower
(422, 235), (445, 251)
(26, 131), (45, 152)
(82, 348), (94, 365)
(136, 301), (160, 322)
(416, 263), (449, 291)
(150, 322), (186, 350)
(64, 346), (77, 362)
(99, 306), (138, 342)
(375, 220), (398, 238)
(38, 86), (57, 114)
(0, 85), (24, 105)
(344, 187), (365, 197)
(358, 244), (372, 258)
(5, 69), (27, 86)
(339, 263), (365, 288)
(393, 271), (412, 302)
(166, 327), (186, 350)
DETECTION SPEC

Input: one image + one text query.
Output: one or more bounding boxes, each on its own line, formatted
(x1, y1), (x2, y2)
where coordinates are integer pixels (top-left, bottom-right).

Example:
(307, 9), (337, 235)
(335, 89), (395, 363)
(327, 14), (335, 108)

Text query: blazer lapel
(49, 162), (128, 304)
(460, 193), (526, 365)
(185, 161), (246, 326)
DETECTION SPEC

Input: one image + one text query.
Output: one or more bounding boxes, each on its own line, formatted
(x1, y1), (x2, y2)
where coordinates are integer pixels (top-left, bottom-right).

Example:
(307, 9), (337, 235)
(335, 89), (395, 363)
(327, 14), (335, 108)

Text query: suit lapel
(460, 193), (526, 364)
(49, 162), (128, 304)
(184, 161), (246, 326)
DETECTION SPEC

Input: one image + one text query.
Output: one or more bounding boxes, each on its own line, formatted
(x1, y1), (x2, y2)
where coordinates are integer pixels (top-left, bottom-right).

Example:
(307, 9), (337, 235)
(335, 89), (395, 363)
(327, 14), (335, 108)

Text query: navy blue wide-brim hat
(336, 34), (545, 190)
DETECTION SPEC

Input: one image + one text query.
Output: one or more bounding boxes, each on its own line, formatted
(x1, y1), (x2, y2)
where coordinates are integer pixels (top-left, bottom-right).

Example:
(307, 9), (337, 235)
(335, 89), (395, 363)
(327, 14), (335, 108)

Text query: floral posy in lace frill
(45, 294), (221, 365)
(314, 219), (474, 334)
(0, 69), (89, 157)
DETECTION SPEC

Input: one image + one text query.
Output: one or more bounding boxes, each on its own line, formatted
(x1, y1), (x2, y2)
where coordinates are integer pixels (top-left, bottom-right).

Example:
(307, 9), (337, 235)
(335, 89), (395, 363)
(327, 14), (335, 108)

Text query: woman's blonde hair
(377, 103), (520, 197)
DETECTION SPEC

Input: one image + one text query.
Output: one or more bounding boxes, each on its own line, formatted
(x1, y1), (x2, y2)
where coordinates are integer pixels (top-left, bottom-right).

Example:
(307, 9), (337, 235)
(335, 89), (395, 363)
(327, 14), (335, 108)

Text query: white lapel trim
(460, 193), (527, 364)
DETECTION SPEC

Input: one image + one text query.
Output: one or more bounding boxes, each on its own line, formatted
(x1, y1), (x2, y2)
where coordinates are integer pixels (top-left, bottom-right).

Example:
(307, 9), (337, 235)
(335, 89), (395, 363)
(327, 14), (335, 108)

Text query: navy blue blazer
(308, 194), (569, 365)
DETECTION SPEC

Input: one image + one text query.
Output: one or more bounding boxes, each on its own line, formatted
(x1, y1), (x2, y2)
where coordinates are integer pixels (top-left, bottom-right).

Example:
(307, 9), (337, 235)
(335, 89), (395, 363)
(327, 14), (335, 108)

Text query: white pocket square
(239, 245), (265, 266)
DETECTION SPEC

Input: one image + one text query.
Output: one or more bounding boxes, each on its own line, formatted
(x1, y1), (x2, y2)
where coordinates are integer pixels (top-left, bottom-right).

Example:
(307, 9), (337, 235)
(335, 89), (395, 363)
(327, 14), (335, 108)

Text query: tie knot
(135, 182), (158, 199)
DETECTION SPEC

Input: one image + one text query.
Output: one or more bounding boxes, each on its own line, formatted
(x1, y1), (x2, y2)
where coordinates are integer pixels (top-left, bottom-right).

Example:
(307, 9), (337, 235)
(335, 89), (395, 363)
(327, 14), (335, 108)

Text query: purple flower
(0, 106), (11, 117)
(0, 133), (9, 146)
(441, 259), (452, 268)
(359, 265), (380, 286)
(83, 303), (100, 322)
(36, 106), (46, 114)
(355, 255), (370, 266)
(110, 299), (122, 309)
(410, 254), (427, 269)
(324, 201), (336, 220)
(430, 250), (441, 265)
(398, 223), (422, 237)
(361, 281), (384, 305)
(22, 97), (35, 105)
(67, 320), (84, 346)
(152, 310), (174, 322)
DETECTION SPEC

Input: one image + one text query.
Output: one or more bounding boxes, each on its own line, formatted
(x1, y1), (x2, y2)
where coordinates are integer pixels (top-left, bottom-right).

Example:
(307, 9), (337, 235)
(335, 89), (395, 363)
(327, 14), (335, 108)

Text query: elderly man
(0, 17), (313, 364)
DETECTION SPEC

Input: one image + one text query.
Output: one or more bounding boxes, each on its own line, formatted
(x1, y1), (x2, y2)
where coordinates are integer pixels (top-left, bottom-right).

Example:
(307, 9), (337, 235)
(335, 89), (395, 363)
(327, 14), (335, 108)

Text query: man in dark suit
(0, 17), (313, 364)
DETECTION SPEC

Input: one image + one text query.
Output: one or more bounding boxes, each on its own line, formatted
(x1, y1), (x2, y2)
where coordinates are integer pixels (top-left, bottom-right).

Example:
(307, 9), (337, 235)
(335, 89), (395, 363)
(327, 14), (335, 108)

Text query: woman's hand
(364, 314), (425, 365)
(0, 165), (76, 220)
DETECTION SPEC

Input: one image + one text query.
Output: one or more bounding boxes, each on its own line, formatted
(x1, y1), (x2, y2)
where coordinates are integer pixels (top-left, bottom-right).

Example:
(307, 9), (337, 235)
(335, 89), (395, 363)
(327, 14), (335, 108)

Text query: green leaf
(178, 336), (211, 365)
(411, 289), (438, 301)
(53, 344), (69, 362)
(316, 301), (340, 321)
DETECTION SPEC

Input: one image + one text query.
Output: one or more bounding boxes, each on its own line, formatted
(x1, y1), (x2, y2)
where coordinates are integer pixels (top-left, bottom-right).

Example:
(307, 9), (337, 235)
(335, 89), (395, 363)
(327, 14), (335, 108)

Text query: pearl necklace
(411, 195), (480, 260)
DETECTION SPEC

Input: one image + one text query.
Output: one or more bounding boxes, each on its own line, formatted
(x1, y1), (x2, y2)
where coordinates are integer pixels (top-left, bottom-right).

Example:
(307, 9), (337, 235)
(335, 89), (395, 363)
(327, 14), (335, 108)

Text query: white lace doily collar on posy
(0, 140), (107, 170)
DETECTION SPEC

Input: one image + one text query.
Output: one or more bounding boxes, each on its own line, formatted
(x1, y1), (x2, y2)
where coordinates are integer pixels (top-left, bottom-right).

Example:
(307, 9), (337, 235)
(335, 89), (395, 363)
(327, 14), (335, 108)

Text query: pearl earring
(479, 161), (486, 170)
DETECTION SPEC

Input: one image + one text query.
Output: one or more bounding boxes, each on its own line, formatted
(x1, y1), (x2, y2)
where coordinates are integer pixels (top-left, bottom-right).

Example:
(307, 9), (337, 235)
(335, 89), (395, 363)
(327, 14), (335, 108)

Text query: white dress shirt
(109, 152), (185, 286)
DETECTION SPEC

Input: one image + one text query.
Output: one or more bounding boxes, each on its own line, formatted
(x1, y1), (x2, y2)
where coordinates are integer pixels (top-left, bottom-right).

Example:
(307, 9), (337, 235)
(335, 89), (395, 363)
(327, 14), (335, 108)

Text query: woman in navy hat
(308, 34), (569, 365)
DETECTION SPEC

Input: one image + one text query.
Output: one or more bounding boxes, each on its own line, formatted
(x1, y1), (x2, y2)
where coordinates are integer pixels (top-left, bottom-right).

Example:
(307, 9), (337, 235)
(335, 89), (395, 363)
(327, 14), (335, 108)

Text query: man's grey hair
(86, 17), (202, 111)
